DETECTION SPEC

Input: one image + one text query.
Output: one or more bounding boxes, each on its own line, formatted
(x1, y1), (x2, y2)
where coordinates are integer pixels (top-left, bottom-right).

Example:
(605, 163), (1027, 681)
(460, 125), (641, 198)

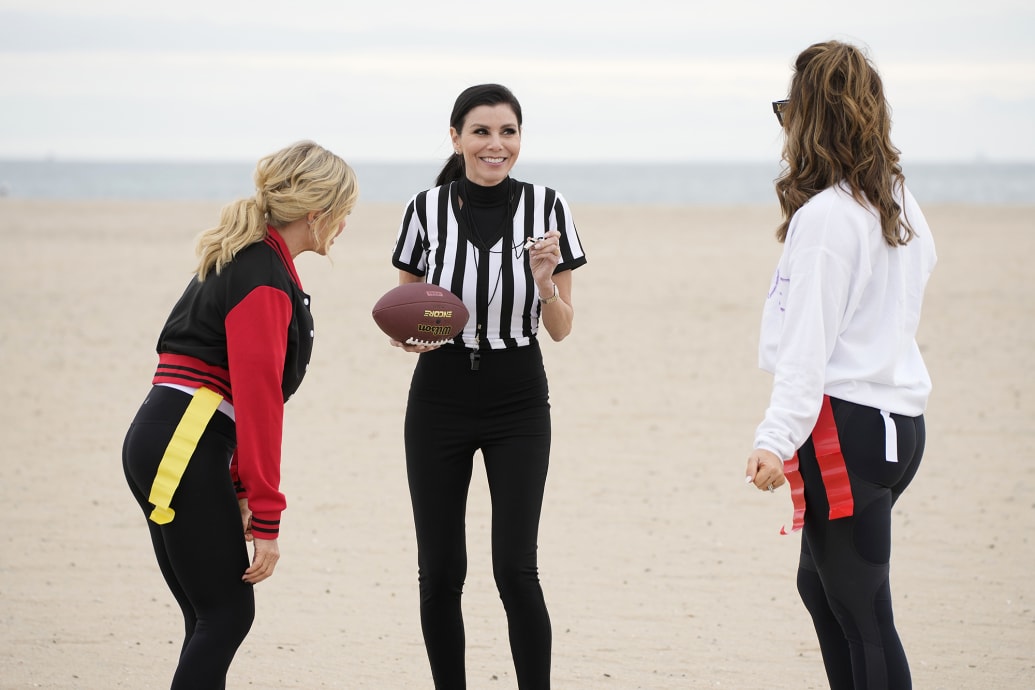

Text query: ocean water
(0, 159), (1033, 206)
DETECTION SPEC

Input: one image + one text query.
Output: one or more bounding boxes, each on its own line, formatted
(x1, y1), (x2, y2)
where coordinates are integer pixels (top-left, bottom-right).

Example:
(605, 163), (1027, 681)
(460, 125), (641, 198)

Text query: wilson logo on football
(417, 324), (454, 336)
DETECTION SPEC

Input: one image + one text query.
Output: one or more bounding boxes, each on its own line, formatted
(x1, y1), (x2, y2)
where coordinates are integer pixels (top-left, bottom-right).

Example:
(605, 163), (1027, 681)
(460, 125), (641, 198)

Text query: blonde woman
(745, 42), (937, 688)
(122, 141), (358, 689)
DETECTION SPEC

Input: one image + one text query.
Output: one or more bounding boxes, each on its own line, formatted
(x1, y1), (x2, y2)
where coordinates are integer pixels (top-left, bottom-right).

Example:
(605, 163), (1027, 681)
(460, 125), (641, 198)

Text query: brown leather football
(372, 283), (470, 346)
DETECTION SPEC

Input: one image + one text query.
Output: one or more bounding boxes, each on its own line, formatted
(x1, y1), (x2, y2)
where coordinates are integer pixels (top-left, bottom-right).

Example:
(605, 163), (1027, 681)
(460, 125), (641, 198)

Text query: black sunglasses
(772, 99), (789, 127)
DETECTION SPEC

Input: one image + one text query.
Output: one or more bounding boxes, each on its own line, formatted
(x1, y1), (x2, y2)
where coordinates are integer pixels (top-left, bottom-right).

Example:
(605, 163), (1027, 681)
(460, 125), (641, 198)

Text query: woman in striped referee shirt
(389, 83), (587, 689)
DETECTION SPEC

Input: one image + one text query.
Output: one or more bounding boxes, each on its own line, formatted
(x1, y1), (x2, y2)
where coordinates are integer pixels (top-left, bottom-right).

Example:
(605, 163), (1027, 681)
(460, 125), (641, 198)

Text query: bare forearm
(538, 272), (574, 341)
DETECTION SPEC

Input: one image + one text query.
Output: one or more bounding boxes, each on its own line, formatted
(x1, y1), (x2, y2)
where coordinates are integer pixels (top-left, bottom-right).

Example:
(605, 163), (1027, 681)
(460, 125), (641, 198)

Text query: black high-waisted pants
(405, 342), (552, 690)
(122, 385), (251, 690)
(796, 397), (925, 690)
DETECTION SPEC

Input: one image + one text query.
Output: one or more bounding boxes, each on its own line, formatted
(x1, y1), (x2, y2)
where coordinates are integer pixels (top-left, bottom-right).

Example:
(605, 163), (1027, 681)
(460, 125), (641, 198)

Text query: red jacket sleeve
(225, 285), (293, 539)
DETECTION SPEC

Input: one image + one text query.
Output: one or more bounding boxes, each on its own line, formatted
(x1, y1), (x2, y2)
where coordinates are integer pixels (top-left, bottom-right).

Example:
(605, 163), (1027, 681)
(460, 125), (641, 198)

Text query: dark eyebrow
(467, 121), (520, 130)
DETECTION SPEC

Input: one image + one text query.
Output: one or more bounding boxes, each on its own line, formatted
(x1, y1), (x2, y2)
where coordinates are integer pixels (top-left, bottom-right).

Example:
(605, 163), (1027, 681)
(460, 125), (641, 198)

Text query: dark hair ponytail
(434, 83), (523, 187)
(435, 153), (465, 187)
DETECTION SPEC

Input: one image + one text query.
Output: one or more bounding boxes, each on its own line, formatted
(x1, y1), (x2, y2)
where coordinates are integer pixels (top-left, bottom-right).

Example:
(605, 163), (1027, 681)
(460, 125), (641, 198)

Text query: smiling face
(451, 104), (521, 187)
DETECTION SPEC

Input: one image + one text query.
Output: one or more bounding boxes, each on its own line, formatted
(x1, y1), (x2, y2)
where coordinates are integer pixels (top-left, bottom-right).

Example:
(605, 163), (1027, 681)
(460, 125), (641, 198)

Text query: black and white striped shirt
(392, 178), (587, 350)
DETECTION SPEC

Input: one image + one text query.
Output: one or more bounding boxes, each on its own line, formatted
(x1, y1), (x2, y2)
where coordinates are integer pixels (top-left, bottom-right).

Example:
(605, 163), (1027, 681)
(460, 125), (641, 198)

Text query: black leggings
(405, 343), (552, 690)
(122, 386), (252, 690)
(796, 397), (925, 690)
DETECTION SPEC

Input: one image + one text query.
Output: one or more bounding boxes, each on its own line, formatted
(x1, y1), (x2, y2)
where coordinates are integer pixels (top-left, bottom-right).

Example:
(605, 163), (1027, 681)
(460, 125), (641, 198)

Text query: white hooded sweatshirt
(753, 183), (937, 462)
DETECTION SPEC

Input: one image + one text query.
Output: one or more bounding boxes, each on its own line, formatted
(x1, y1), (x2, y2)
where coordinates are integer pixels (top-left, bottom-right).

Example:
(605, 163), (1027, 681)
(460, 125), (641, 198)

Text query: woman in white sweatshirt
(745, 41), (937, 689)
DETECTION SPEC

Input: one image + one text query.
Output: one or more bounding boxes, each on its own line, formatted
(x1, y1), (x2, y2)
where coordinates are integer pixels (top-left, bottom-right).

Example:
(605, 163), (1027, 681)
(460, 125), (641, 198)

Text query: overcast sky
(1, 0), (1032, 164)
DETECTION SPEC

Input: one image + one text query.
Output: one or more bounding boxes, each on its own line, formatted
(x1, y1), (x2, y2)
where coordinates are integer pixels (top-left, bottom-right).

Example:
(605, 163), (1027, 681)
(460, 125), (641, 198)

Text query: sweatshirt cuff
(250, 514), (281, 539)
(754, 438), (791, 463)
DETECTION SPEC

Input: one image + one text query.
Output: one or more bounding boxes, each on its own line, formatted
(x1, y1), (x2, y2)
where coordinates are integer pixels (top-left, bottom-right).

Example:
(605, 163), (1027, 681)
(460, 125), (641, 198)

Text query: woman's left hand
(243, 537), (280, 584)
(528, 230), (562, 288)
(745, 449), (786, 493)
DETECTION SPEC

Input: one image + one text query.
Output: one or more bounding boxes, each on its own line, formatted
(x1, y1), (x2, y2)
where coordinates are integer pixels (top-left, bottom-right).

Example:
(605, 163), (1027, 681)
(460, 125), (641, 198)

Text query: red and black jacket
(152, 227), (313, 538)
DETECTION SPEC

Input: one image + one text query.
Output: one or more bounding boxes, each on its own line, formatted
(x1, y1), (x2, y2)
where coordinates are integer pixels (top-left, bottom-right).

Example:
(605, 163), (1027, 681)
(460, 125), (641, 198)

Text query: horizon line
(2, 156), (1034, 166)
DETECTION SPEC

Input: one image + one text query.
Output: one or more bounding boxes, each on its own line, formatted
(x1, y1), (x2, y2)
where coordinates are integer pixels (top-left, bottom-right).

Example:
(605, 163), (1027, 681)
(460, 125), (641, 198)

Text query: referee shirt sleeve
(392, 194), (428, 276)
(553, 191), (587, 272)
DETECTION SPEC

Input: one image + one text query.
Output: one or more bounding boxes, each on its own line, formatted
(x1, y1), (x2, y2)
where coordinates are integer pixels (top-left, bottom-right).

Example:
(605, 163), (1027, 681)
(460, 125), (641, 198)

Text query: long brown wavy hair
(775, 41), (914, 247)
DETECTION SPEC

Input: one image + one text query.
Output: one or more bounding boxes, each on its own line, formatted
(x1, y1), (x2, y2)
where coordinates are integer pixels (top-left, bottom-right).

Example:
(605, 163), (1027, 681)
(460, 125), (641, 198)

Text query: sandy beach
(1, 198), (1032, 689)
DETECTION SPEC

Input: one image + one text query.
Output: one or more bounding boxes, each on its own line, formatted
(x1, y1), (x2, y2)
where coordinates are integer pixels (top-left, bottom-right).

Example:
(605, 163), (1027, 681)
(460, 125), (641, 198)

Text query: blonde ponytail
(195, 197), (267, 281)
(195, 140), (359, 280)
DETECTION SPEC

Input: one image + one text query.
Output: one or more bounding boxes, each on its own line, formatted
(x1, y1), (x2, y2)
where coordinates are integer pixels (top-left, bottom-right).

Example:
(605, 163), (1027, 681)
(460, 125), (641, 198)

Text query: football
(372, 283), (470, 346)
